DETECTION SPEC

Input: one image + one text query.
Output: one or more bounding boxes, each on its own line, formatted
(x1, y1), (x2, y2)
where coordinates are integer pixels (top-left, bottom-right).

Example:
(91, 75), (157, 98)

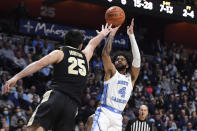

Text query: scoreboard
(107, 0), (197, 23)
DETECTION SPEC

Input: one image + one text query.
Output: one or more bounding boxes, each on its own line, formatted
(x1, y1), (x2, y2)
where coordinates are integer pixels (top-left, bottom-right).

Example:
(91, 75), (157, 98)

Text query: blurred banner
(19, 19), (129, 49)
(164, 22), (197, 48)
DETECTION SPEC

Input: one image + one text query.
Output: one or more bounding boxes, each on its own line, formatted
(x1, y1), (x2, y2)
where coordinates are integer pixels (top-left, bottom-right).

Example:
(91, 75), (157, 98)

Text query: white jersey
(101, 70), (133, 112)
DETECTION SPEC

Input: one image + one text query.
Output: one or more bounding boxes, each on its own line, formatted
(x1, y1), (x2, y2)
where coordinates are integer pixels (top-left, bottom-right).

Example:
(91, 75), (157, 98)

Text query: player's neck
(119, 70), (126, 75)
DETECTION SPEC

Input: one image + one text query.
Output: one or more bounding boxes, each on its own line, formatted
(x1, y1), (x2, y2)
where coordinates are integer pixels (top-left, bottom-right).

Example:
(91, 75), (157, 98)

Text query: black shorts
(27, 90), (78, 131)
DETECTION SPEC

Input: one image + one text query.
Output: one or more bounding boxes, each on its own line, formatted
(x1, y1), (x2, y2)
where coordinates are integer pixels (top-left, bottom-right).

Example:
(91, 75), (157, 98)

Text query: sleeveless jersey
(101, 71), (133, 111)
(50, 46), (88, 105)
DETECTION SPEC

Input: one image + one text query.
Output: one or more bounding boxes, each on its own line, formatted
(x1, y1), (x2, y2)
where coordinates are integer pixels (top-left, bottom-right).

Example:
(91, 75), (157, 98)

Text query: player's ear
(78, 43), (83, 50)
(126, 63), (129, 69)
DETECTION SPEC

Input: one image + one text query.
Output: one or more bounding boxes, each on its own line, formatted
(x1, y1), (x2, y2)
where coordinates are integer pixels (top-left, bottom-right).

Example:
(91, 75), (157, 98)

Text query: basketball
(105, 6), (125, 27)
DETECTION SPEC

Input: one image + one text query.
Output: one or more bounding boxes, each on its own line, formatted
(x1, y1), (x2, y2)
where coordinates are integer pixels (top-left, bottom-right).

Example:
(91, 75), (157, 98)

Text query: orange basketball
(105, 6), (125, 27)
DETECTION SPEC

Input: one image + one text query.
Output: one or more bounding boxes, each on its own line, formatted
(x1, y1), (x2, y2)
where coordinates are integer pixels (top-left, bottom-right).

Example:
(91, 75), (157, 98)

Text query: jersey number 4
(118, 87), (126, 98)
(68, 57), (87, 76)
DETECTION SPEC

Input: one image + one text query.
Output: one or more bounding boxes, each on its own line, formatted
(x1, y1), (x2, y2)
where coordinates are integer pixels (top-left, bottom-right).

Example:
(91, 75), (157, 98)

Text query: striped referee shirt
(125, 118), (152, 131)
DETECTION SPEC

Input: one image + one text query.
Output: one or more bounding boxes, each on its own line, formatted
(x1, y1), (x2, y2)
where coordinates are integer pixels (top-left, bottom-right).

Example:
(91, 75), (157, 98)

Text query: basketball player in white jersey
(91, 19), (141, 131)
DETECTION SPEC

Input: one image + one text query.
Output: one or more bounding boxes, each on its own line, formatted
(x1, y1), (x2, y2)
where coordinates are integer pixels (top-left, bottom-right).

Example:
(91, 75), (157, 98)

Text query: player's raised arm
(4, 50), (63, 93)
(102, 26), (120, 80)
(127, 19), (141, 86)
(82, 23), (111, 64)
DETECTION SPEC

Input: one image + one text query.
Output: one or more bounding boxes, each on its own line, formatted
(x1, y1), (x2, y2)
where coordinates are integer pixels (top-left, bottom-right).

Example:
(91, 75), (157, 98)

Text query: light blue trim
(98, 120), (103, 131)
(91, 107), (102, 131)
(103, 84), (108, 105)
(101, 104), (122, 114)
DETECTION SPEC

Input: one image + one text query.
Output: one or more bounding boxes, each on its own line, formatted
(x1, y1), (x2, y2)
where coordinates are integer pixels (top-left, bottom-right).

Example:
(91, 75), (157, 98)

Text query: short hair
(17, 118), (24, 123)
(112, 51), (132, 71)
(64, 30), (84, 48)
(140, 104), (149, 111)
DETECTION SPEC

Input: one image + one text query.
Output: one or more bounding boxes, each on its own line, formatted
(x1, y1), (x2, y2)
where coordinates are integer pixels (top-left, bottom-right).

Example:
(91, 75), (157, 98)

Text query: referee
(125, 105), (152, 131)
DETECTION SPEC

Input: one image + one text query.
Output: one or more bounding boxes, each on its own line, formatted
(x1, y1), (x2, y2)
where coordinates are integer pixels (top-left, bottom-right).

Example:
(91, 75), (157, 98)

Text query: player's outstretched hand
(96, 23), (112, 37)
(110, 25), (121, 36)
(4, 77), (18, 93)
(127, 18), (134, 35)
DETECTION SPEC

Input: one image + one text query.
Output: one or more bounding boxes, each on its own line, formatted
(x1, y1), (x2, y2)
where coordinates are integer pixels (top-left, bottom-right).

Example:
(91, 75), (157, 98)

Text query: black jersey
(50, 46), (88, 105)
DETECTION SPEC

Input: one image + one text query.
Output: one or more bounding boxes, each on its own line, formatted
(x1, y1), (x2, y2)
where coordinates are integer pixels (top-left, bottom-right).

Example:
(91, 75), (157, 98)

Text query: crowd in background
(0, 31), (196, 131)
(0, 0), (196, 130)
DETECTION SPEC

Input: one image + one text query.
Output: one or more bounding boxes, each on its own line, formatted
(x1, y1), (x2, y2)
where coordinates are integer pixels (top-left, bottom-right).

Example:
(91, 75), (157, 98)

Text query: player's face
(139, 105), (148, 120)
(115, 56), (128, 71)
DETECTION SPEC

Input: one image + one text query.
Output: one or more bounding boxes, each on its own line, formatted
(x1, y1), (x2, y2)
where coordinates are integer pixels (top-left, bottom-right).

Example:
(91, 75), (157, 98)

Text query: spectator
(38, 65), (52, 77)
(164, 114), (177, 130)
(148, 98), (156, 115)
(92, 56), (103, 71)
(155, 52), (162, 63)
(149, 118), (158, 131)
(0, 42), (15, 60)
(75, 121), (85, 131)
(165, 94), (176, 113)
(82, 99), (96, 122)
(13, 51), (27, 68)
(182, 115), (189, 130)
(154, 39), (162, 53)
(165, 120), (176, 131)
(0, 117), (9, 131)
(136, 82), (144, 92)
(154, 113), (164, 131)
(30, 94), (39, 111)
(183, 122), (196, 131)
(10, 106), (27, 129)
(14, 44), (25, 58)
(161, 76), (171, 95)
(189, 111), (197, 129)
(24, 40), (35, 55)
(124, 103), (134, 120)
(27, 85), (40, 103)
(145, 81), (153, 96)
(14, 118), (25, 131)
(42, 40), (52, 55)
(82, 87), (91, 104)
(32, 35), (44, 49)
(2, 107), (11, 126)
(188, 101), (196, 115)
(14, 86), (30, 103)
(0, 93), (15, 109)
(122, 115), (129, 131)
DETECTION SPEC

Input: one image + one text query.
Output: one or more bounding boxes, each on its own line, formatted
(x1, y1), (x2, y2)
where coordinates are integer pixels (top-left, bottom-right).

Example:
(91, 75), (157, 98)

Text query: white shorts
(91, 105), (122, 131)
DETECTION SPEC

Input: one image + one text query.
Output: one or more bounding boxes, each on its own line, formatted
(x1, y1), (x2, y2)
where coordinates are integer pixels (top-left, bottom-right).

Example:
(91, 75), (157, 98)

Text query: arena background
(0, 0), (196, 131)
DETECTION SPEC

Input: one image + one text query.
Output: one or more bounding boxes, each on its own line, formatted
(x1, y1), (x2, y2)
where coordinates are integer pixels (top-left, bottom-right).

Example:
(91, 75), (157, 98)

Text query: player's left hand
(96, 23), (112, 37)
(110, 25), (121, 36)
(4, 77), (18, 93)
(127, 18), (134, 35)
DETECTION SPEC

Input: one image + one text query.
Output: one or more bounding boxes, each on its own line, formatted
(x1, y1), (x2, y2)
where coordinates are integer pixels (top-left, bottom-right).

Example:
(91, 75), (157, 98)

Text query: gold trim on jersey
(27, 90), (53, 127)
(66, 46), (78, 50)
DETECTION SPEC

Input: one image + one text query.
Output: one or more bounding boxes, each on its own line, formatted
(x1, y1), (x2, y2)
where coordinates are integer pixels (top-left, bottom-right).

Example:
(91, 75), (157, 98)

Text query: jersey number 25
(68, 57), (86, 76)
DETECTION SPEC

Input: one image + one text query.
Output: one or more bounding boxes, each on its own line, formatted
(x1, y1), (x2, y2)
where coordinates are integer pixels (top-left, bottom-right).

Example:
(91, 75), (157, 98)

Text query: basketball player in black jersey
(4, 23), (112, 131)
